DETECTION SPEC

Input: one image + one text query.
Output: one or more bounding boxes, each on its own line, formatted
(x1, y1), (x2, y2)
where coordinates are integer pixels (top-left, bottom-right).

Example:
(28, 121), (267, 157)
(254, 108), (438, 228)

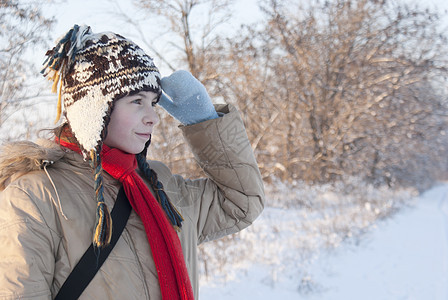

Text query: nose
(143, 105), (159, 126)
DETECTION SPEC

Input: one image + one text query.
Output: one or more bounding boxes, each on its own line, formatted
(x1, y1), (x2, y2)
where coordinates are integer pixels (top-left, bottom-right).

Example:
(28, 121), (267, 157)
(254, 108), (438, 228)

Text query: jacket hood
(0, 139), (65, 191)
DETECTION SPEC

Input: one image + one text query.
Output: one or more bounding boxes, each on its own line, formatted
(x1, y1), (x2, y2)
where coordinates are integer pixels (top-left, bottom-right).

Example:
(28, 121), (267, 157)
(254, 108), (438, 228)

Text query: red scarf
(57, 139), (194, 299)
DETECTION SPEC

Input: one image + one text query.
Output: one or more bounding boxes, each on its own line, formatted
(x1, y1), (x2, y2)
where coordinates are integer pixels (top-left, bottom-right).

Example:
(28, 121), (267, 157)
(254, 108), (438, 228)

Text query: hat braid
(91, 150), (113, 248)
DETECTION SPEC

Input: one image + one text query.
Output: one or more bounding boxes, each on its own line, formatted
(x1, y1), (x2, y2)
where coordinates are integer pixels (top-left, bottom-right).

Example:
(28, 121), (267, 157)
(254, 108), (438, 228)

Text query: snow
(199, 184), (448, 300)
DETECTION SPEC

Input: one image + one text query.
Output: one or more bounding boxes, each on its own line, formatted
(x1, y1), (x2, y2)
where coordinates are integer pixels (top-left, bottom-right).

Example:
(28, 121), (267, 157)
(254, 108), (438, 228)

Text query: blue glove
(159, 70), (219, 125)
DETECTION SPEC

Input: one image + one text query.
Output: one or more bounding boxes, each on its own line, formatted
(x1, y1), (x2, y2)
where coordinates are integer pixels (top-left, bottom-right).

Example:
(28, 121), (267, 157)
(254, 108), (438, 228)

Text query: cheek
(105, 110), (135, 145)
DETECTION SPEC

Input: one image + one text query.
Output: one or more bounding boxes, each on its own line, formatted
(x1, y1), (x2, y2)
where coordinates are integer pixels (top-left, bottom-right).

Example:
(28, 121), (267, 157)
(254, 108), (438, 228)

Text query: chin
(116, 145), (145, 155)
(131, 145), (147, 155)
(128, 148), (145, 155)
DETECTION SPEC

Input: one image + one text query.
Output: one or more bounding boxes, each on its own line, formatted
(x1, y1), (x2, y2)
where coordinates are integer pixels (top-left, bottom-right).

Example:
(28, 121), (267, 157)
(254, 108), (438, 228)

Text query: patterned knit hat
(42, 25), (163, 248)
(42, 24), (161, 157)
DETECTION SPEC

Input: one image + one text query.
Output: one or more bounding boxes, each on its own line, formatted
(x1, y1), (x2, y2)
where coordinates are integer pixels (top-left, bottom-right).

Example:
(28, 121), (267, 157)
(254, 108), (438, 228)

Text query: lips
(135, 132), (151, 140)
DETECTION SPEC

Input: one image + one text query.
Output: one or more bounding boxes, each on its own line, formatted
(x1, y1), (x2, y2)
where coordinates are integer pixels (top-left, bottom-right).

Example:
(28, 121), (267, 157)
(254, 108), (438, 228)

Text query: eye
(152, 96), (160, 107)
(131, 98), (142, 105)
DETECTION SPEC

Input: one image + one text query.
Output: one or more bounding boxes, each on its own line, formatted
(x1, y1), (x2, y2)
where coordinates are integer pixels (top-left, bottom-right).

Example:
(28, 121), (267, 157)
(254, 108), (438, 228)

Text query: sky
(46, 0), (448, 32)
(40, 0), (263, 75)
(40, 0), (448, 72)
(47, 0), (262, 31)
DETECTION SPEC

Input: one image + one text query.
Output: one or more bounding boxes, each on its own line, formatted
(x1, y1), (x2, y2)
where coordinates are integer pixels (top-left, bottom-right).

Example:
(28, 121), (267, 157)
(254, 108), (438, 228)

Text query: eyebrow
(132, 92), (158, 101)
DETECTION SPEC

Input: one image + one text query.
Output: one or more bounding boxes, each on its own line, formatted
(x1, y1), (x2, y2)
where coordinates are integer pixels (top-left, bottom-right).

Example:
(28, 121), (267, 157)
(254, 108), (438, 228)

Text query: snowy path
(200, 184), (448, 300)
(304, 184), (448, 300)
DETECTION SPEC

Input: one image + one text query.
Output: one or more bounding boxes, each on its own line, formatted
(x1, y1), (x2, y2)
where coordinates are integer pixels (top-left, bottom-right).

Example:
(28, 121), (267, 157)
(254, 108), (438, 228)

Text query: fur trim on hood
(0, 140), (65, 191)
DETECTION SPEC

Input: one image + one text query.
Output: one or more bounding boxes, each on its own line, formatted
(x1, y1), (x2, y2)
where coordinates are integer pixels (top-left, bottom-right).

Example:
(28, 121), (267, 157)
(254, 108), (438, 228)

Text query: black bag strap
(54, 187), (131, 300)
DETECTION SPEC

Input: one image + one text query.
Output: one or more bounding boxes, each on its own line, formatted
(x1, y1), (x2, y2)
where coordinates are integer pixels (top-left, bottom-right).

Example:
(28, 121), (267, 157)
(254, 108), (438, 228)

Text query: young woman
(0, 25), (265, 299)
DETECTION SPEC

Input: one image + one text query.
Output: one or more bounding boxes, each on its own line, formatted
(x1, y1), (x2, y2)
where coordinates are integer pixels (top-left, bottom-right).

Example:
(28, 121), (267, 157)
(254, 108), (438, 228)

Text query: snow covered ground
(199, 183), (448, 299)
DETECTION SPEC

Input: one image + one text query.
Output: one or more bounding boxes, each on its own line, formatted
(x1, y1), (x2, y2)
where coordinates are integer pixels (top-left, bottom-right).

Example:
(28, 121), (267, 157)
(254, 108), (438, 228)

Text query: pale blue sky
(42, 0), (447, 75)
(48, 0), (447, 35)
(40, 0), (262, 74)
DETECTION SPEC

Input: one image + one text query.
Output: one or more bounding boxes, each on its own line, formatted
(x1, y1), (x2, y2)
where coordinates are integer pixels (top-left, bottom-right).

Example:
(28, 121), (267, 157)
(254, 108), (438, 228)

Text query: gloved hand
(158, 70), (219, 125)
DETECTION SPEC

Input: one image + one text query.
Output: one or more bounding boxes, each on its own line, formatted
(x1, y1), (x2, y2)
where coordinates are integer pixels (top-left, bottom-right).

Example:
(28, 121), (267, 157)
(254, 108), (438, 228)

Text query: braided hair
(136, 139), (184, 230)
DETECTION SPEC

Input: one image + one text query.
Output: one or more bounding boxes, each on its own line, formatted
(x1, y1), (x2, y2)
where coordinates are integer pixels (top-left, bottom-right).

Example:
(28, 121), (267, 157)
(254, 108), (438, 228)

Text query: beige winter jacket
(0, 104), (265, 300)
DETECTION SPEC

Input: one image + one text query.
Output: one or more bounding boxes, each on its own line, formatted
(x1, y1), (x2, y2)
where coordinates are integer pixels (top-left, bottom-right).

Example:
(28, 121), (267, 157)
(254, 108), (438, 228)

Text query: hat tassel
(93, 201), (113, 248)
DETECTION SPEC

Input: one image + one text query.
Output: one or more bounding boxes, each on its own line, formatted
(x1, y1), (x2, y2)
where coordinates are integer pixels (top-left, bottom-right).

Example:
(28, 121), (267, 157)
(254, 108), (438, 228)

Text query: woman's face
(104, 91), (159, 154)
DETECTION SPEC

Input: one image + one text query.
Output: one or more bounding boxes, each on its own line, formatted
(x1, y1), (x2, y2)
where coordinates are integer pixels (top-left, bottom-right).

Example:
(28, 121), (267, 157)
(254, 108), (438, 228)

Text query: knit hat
(42, 25), (163, 248)
(42, 24), (161, 157)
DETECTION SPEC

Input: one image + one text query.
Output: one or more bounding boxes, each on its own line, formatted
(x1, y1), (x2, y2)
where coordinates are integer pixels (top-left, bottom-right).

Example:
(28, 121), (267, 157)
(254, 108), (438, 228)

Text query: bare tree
(0, 0), (55, 141)
(219, 0), (448, 186)
(129, 0), (233, 78)
(107, 0), (448, 188)
(107, 0), (235, 176)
